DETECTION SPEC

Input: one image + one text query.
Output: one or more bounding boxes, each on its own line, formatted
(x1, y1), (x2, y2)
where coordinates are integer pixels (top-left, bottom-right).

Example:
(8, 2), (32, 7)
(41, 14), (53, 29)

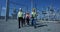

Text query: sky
(0, 0), (60, 17)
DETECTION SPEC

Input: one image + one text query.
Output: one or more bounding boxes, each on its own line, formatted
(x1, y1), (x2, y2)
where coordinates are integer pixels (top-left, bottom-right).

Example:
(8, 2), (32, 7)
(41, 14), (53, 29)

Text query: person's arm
(31, 12), (33, 18)
(35, 12), (37, 17)
(29, 14), (31, 19)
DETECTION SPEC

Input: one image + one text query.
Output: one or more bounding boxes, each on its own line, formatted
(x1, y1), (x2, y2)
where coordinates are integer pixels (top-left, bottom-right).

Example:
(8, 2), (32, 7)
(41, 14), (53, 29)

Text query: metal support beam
(0, 5), (2, 16)
(5, 0), (9, 21)
(31, 0), (34, 10)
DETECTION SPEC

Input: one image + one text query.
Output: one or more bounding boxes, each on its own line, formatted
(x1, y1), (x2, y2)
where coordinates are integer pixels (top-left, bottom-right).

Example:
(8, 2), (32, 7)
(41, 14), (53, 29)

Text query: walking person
(23, 13), (26, 26)
(17, 8), (23, 28)
(31, 8), (37, 28)
(26, 12), (30, 25)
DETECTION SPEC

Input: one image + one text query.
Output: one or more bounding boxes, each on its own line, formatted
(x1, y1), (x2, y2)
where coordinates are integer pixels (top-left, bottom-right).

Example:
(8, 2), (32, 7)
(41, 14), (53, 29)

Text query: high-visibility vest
(18, 11), (23, 17)
(32, 12), (36, 17)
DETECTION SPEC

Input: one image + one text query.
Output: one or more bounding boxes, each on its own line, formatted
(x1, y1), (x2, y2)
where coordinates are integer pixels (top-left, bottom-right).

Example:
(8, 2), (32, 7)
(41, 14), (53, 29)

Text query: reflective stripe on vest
(18, 11), (23, 17)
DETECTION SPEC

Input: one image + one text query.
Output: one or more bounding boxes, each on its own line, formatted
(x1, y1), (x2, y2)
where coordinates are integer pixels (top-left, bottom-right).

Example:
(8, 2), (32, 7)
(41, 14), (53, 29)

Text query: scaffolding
(0, 0), (60, 21)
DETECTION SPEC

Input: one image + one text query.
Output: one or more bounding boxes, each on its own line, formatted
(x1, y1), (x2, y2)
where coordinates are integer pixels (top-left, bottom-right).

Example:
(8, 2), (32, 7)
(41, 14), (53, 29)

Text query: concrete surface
(0, 19), (60, 32)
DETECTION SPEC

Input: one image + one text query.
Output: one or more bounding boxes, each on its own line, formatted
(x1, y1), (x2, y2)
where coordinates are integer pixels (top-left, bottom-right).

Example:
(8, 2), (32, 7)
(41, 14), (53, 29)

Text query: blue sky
(0, 0), (60, 17)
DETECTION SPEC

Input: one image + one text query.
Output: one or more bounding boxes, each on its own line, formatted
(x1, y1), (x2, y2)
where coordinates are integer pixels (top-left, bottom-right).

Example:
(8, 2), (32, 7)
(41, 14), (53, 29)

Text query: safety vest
(18, 11), (23, 17)
(32, 12), (36, 17)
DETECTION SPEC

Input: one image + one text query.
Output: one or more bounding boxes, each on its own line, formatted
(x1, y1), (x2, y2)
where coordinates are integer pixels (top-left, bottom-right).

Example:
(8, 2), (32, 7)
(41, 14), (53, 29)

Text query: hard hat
(19, 8), (22, 10)
(32, 8), (36, 11)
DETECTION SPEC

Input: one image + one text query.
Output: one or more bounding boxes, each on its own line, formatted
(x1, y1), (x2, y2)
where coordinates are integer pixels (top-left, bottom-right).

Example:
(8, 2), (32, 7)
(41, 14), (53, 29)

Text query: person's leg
(26, 18), (28, 25)
(18, 17), (20, 28)
(22, 18), (24, 27)
(23, 18), (25, 26)
(31, 18), (34, 26)
(21, 17), (23, 27)
(33, 18), (36, 28)
(27, 18), (29, 25)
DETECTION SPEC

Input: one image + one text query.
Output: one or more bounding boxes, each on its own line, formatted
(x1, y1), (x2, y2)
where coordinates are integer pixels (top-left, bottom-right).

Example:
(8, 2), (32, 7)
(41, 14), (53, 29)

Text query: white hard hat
(19, 8), (22, 10)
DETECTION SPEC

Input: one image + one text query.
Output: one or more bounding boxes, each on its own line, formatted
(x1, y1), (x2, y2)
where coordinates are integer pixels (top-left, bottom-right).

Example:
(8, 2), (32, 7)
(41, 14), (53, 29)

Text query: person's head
(26, 12), (29, 15)
(19, 8), (22, 12)
(32, 8), (36, 12)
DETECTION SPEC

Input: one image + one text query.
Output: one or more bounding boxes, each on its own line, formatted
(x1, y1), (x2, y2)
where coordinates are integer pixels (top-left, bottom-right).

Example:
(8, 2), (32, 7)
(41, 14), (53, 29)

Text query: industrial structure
(0, 0), (60, 21)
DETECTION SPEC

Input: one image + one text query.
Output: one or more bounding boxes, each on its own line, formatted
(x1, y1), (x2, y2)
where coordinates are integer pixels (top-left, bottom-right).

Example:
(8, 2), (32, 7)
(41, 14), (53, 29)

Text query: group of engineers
(17, 8), (38, 29)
